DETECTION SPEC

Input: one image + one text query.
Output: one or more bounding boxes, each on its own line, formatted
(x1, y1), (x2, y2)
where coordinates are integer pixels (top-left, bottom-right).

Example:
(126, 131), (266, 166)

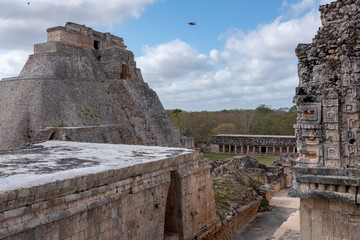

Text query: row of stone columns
(220, 145), (296, 155)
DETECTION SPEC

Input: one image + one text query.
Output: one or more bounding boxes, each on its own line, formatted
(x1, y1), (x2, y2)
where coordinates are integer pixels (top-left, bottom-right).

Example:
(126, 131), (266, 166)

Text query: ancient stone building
(276, 153), (299, 188)
(0, 22), (181, 150)
(291, 0), (360, 239)
(0, 141), (217, 240)
(209, 134), (296, 156)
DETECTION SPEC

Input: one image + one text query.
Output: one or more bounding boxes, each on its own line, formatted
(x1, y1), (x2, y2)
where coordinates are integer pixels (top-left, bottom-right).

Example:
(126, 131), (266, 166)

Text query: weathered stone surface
(275, 153), (299, 187)
(0, 22), (181, 150)
(0, 141), (217, 240)
(291, 0), (360, 202)
(292, 0), (360, 239)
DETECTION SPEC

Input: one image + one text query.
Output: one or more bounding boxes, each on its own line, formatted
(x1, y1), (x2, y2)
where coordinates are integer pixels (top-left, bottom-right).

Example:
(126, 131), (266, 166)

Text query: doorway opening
(93, 40), (100, 50)
(164, 171), (182, 239)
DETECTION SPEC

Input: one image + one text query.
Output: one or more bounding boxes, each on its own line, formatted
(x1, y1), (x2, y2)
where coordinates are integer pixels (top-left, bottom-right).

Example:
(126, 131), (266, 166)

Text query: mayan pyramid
(0, 22), (181, 150)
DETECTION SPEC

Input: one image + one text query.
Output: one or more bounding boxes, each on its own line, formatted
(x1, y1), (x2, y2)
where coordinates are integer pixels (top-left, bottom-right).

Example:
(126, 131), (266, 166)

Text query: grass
(212, 176), (245, 209)
(253, 156), (279, 167)
(203, 153), (278, 167)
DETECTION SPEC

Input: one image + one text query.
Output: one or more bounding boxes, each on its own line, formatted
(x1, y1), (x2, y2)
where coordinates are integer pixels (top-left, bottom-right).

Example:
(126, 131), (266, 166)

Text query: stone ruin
(210, 156), (285, 221)
(209, 134), (297, 156)
(0, 22), (181, 151)
(275, 153), (299, 188)
(0, 23), (219, 240)
(0, 141), (217, 240)
(291, 0), (360, 239)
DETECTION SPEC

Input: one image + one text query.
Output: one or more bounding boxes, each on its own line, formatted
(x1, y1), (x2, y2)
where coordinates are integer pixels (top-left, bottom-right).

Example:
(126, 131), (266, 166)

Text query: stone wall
(0, 141), (217, 240)
(180, 136), (194, 149)
(291, 0), (360, 239)
(198, 198), (262, 240)
(277, 153), (299, 188)
(199, 176), (286, 240)
(47, 22), (126, 50)
(300, 198), (360, 239)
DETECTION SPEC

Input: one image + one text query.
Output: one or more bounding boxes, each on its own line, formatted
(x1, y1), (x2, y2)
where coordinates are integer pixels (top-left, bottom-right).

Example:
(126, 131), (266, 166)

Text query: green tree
(167, 105), (297, 146)
(212, 123), (237, 135)
(255, 104), (272, 114)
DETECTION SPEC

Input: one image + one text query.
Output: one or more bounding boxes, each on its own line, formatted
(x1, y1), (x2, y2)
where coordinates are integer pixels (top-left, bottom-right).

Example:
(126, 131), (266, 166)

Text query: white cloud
(0, 0), (156, 51)
(320, 0), (335, 5)
(0, 0), (157, 80)
(0, 50), (28, 79)
(137, 0), (327, 111)
(0, 0), (333, 111)
(136, 39), (213, 83)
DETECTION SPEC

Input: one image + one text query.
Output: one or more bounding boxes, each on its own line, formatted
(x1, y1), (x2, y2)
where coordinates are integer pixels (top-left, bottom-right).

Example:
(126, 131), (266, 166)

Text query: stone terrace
(0, 141), (217, 240)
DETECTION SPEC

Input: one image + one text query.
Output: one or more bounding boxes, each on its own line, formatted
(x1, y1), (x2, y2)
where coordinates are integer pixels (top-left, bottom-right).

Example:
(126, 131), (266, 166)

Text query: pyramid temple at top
(0, 22), (181, 150)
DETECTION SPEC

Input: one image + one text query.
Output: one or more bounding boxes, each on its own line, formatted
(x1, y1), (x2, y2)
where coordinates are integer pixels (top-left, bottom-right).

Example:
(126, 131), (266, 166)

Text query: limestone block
(324, 144), (340, 160)
(323, 107), (339, 123)
(297, 104), (322, 124)
(343, 101), (360, 114)
(322, 211), (335, 237)
(300, 206), (312, 239)
(313, 199), (329, 211)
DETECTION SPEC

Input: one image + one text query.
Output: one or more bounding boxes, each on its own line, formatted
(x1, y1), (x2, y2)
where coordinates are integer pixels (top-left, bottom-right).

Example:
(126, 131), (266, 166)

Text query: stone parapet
(198, 198), (262, 240)
(0, 141), (217, 240)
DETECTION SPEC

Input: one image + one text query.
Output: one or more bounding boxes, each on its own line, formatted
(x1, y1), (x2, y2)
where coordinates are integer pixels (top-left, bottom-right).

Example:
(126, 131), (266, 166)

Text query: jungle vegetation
(167, 104), (297, 147)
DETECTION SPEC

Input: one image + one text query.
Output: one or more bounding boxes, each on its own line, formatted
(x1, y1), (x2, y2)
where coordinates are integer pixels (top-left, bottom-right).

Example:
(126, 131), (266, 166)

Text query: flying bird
(27, 2), (30, 5)
(188, 22), (196, 26)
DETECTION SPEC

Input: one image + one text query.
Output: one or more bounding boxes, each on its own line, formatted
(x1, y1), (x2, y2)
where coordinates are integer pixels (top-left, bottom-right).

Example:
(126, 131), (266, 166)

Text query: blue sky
(110, 0), (285, 57)
(0, 0), (333, 111)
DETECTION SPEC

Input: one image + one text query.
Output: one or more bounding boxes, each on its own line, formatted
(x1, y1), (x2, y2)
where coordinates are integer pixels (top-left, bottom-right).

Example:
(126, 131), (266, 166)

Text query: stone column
(273, 147), (275, 155)
(241, 146), (243, 154)
(280, 147), (282, 154)
(266, 146), (269, 155)
(247, 146), (249, 154)
(222, 145), (225, 153)
(286, 147), (289, 154)
(234, 146), (237, 154)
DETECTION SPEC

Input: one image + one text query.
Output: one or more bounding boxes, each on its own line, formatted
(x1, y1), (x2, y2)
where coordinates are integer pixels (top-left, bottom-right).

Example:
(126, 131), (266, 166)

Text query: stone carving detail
(297, 104), (322, 124)
(293, 0), (360, 169)
(291, 1), (360, 238)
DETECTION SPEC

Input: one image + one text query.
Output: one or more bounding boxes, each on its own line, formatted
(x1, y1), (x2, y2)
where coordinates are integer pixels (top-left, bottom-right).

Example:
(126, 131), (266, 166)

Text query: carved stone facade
(291, 1), (360, 239)
(0, 22), (181, 150)
(210, 134), (296, 156)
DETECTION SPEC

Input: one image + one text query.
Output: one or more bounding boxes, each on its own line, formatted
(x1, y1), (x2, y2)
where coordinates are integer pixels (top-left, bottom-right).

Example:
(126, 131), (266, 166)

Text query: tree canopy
(167, 105), (297, 147)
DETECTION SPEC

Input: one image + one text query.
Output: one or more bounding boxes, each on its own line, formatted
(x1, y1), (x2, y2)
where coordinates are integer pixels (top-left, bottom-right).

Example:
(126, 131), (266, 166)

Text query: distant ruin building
(209, 134), (296, 155)
(0, 22), (181, 150)
(291, 0), (360, 239)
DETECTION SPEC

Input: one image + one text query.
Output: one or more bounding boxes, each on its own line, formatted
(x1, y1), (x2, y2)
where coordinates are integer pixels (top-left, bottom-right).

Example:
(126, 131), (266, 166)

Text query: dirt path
(229, 189), (300, 240)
